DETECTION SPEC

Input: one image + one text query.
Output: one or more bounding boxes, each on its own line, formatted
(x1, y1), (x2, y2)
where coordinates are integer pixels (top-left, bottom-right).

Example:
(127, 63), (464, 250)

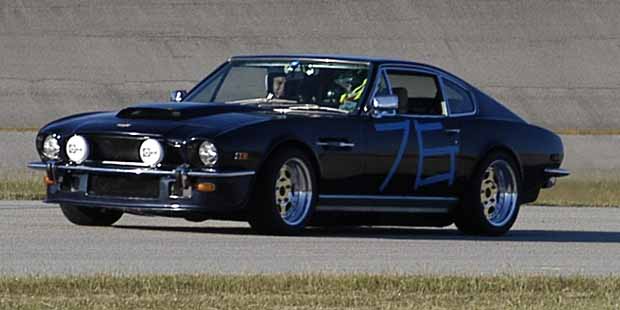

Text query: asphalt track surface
(2, 201), (620, 276)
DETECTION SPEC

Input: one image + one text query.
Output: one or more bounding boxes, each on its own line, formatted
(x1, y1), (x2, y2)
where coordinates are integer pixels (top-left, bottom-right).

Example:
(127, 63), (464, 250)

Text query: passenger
(339, 78), (367, 110)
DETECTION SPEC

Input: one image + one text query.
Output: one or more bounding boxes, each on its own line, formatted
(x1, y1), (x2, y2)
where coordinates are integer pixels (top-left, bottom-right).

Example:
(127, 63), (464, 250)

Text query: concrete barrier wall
(1, 0), (620, 129)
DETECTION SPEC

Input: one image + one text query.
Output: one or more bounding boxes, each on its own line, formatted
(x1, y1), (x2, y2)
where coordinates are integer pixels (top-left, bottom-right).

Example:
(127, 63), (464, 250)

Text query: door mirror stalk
(170, 90), (187, 102)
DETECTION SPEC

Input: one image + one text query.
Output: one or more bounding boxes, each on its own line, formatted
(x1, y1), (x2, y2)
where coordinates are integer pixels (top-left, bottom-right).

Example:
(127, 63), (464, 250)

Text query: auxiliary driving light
(66, 135), (89, 164)
(140, 138), (164, 167)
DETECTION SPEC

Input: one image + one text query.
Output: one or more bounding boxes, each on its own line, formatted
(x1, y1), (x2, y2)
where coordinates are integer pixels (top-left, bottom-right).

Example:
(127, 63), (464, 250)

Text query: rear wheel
(249, 148), (317, 235)
(454, 152), (521, 236)
(60, 204), (123, 226)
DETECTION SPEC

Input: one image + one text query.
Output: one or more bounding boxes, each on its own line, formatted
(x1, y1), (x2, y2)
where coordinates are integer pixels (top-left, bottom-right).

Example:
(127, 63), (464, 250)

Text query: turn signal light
(43, 175), (55, 185)
(195, 182), (216, 192)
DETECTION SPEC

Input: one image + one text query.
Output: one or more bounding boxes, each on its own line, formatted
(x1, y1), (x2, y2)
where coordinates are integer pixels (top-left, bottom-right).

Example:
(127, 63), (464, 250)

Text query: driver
(270, 73), (287, 99)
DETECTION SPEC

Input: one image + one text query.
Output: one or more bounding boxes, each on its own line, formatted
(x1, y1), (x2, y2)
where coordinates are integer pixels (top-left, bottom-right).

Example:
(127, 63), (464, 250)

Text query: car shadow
(112, 224), (620, 243)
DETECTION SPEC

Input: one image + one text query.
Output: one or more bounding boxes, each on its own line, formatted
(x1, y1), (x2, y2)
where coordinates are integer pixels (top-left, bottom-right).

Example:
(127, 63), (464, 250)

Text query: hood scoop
(117, 102), (261, 120)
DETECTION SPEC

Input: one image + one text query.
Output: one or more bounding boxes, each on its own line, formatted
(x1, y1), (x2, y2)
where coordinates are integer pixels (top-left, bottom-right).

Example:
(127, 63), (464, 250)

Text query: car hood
(45, 102), (275, 139)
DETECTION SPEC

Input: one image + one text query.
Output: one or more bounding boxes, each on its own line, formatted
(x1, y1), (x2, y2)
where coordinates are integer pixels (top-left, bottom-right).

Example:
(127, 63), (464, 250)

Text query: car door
(363, 67), (461, 196)
(313, 115), (365, 195)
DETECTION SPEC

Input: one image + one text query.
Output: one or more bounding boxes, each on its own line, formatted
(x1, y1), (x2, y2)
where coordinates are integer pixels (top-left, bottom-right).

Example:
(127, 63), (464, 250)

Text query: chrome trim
(369, 64), (478, 118)
(319, 194), (458, 201)
(372, 95), (399, 110)
(316, 142), (356, 148)
(27, 162), (255, 178)
(317, 205), (450, 214)
(544, 168), (570, 177)
(276, 157), (314, 226)
(230, 56), (371, 66)
(371, 95), (399, 118)
(101, 160), (150, 167)
(481, 159), (518, 227)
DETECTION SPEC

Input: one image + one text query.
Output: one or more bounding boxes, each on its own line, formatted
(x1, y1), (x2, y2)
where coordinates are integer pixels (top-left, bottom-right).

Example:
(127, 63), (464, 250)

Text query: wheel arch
(475, 144), (524, 184)
(259, 139), (322, 180)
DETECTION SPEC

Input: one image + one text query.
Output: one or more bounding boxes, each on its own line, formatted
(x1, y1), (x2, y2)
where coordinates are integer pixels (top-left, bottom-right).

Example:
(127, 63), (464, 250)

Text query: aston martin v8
(28, 55), (569, 235)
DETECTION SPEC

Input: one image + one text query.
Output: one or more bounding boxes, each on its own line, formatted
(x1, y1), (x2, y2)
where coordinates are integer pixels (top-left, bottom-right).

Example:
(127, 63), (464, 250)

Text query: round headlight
(42, 135), (60, 160)
(66, 135), (89, 164)
(198, 141), (218, 167)
(140, 138), (164, 167)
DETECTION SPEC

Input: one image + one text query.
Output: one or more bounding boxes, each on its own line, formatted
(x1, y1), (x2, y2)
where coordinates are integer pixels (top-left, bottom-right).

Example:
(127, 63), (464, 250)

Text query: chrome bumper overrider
(543, 168), (570, 178)
(542, 168), (570, 189)
(27, 161), (255, 178)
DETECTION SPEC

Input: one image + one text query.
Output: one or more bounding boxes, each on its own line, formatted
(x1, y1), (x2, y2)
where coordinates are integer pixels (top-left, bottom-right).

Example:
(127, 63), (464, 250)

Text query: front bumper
(28, 161), (255, 215)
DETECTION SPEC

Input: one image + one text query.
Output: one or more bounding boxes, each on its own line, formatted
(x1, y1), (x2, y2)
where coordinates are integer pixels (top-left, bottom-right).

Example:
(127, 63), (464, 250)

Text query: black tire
(249, 148), (317, 235)
(454, 151), (521, 236)
(60, 204), (123, 226)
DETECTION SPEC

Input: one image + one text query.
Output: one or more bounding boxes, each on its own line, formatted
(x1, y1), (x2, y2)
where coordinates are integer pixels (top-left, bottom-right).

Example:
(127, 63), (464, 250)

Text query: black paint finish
(31, 55), (567, 226)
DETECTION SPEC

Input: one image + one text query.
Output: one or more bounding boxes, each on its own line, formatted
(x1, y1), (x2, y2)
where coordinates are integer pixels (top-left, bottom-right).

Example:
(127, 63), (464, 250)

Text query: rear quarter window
(443, 79), (475, 114)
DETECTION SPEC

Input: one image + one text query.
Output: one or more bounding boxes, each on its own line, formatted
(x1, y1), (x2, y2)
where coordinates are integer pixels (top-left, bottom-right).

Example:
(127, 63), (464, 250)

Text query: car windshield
(185, 60), (371, 113)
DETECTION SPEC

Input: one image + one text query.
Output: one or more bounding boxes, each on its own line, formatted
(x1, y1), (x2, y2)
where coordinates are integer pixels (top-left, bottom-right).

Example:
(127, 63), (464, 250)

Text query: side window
(443, 79), (474, 114)
(374, 72), (390, 97)
(385, 70), (444, 116)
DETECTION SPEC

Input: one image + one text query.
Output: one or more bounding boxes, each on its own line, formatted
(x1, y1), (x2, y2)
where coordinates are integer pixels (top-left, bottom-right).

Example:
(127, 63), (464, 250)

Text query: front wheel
(454, 152), (521, 236)
(60, 204), (123, 226)
(249, 148), (317, 235)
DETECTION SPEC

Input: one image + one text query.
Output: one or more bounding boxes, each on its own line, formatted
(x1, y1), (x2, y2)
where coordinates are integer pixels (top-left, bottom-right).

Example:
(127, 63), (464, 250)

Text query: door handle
(444, 129), (461, 134)
(316, 141), (355, 148)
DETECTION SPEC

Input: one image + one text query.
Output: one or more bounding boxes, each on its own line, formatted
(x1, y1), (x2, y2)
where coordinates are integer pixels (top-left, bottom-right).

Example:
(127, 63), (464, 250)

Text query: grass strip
(1, 274), (620, 309)
(537, 179), (620, 207)
(0, 176), (44, 200)
(1, 177), (619, 207)
(553, 128), (620, 135)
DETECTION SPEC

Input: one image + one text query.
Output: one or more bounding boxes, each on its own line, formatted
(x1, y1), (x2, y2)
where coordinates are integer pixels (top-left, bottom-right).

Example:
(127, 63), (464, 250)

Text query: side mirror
(371, 95), (398, 118)
(170, 90), (187, 102)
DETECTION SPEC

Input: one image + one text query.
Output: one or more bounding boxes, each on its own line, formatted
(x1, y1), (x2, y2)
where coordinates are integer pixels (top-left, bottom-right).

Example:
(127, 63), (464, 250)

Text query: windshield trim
(230, 56), (371, 67)
(186, 58), (375, 115)
(184, 62), (231, 102)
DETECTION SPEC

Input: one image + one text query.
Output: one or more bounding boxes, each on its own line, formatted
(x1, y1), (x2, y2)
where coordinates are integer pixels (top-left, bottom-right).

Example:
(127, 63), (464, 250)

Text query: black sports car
(28, 54), (569, 235)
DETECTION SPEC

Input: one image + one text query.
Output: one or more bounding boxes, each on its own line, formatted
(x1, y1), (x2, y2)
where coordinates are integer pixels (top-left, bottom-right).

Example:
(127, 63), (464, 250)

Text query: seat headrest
(392, 87), (408, 114)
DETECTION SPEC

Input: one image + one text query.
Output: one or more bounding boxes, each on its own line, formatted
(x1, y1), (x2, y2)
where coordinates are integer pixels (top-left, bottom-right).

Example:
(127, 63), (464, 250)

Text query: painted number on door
(374, 120), (459, 192)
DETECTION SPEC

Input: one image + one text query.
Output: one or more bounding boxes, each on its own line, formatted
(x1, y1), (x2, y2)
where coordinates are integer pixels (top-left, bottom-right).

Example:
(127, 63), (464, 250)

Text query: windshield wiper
(227, 98), (297, 105)
(284, 105), (349, 114)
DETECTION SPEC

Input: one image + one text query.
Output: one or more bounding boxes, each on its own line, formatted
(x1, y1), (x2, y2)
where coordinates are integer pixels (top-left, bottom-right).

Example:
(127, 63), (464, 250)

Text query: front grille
(89, 135), (142, 162)
(88, 174), (160, 198)
(87, 135), (183, 165)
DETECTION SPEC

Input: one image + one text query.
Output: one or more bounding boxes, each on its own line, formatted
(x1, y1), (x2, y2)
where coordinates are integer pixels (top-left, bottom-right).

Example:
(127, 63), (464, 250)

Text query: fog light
(66, 135), (89, 164)
(195, 182), (216, 192)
